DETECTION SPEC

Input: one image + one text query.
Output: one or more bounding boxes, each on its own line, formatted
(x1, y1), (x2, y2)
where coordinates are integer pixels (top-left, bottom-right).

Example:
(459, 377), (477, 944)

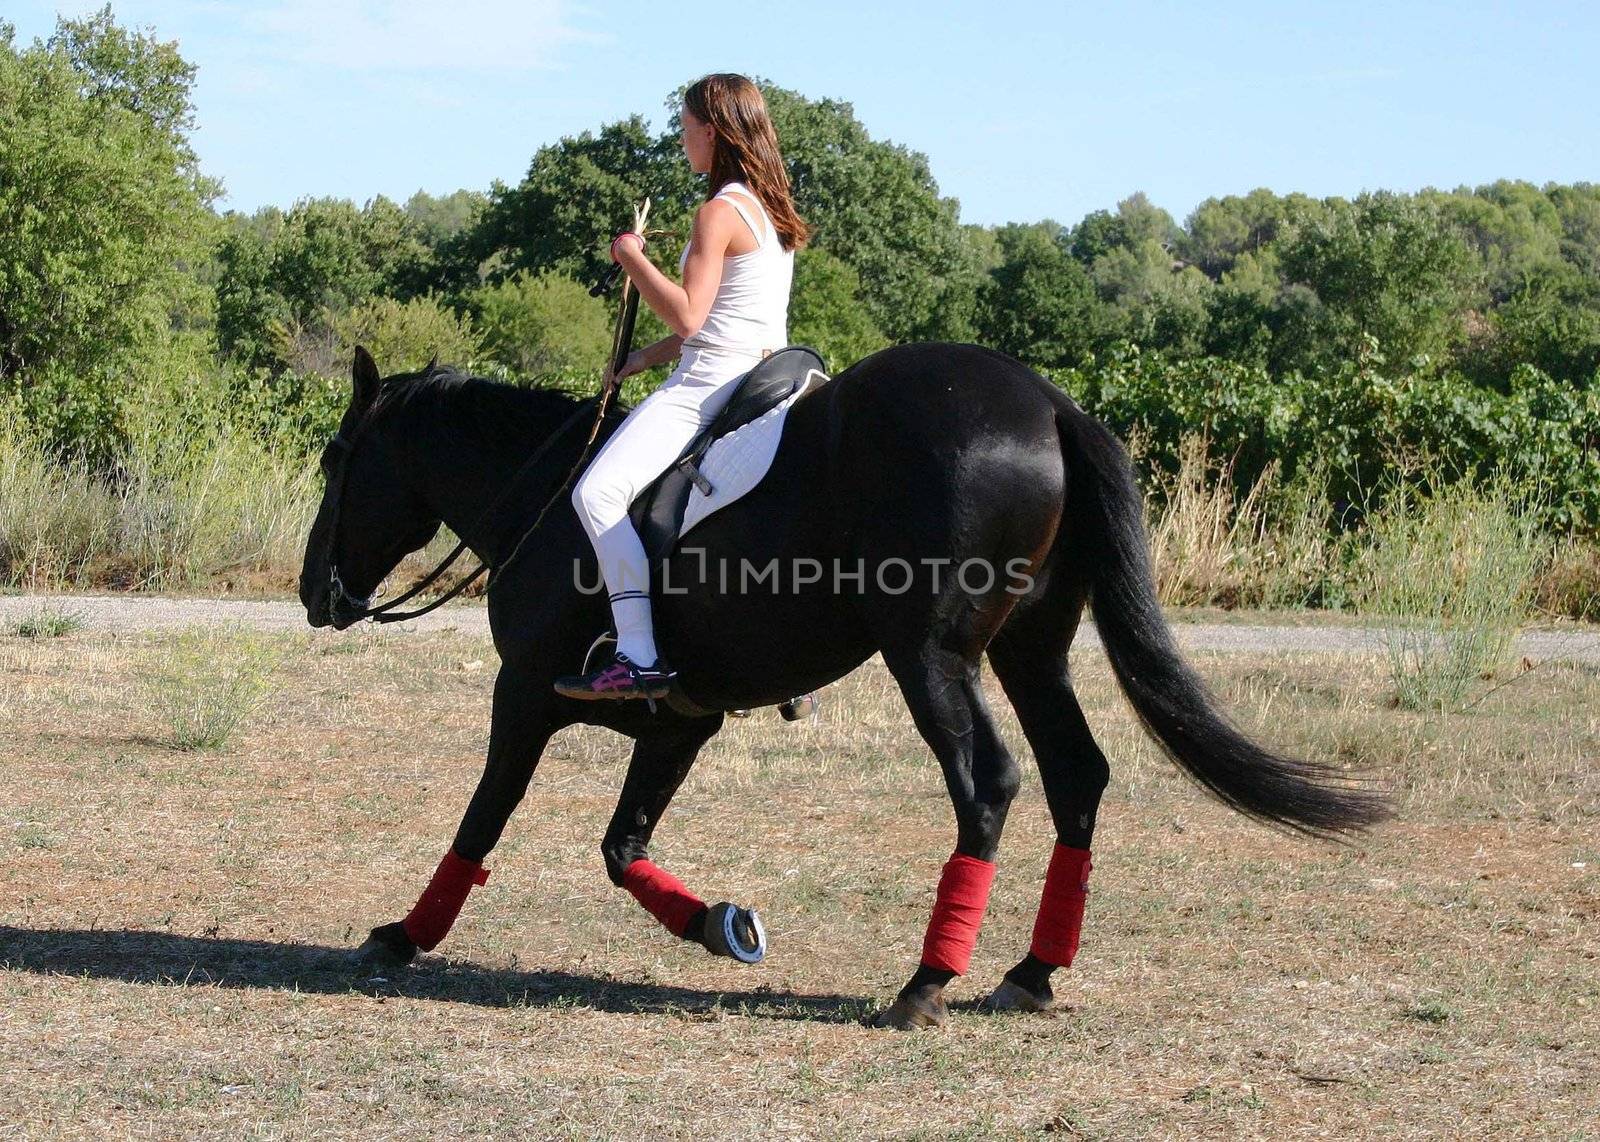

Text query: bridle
(319, 387), (612, 626)
(320, 194), (652, 628)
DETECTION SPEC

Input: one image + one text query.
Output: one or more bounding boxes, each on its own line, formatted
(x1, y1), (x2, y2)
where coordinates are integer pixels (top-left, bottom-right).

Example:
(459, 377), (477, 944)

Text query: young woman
(555, 73), (810, 703)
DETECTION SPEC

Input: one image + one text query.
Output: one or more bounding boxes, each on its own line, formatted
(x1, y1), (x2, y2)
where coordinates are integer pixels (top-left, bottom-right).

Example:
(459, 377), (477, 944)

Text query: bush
(1059, 343), (1600, 534)
(0, 414), (119, 586)
(6, 604), (86, 638)
(141, 626), (284, 750)
(1534, 536), (1600, 623)
(274, 293), (483, 383)
(472, 270), (611, 378)
(0, 405), (318, 592)
(1353, 476), (1549, 710)
(1142, 434), (1346, 610)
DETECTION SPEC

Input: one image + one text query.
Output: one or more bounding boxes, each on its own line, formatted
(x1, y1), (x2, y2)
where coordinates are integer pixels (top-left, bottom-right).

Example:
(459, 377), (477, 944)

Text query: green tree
(464, 80), (985, 346)
(468, 115), (690, 288)
(755, 83), (983, 342)
(0, 9), (217, 452)
(1431, 180), (1564, 304)
(1273, 192), (1481, 373)
(788, 247), (888, 370)
(472, 271), (611, 378)
(1549, 183), (1600, 276)
(976, 222), (1105, 370)
(215, 196), (434, 371)
(1181, 189), (1310, 279)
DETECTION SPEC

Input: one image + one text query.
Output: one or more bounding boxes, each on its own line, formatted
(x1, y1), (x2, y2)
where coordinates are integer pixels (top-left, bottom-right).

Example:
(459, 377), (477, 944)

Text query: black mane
(373, 364), (616, 458)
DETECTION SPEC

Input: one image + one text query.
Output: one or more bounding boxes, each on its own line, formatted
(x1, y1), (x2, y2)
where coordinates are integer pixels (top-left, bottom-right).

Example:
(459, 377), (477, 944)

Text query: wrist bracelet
(611, 232), (645, 261)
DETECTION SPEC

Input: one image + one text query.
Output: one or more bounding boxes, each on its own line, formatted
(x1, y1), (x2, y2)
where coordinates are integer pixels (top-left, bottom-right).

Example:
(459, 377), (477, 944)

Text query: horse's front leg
(353, 666), (555, 967)
(600, 716), (764, 961)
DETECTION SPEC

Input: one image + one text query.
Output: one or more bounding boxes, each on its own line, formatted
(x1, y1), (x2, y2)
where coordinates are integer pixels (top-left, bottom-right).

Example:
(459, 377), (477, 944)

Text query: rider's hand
(614, 350), (647, 381)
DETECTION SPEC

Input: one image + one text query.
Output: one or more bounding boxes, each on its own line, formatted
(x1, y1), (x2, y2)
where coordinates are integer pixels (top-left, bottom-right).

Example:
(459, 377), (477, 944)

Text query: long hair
(683, 74), (810, 252)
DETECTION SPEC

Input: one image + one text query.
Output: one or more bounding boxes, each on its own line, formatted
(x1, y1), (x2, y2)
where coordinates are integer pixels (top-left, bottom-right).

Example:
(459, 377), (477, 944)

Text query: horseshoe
(705, 901), (766, 964)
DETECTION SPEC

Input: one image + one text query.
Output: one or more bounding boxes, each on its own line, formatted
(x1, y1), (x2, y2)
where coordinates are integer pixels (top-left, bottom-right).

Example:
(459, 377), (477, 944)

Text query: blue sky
(9, 1), (1599, 228)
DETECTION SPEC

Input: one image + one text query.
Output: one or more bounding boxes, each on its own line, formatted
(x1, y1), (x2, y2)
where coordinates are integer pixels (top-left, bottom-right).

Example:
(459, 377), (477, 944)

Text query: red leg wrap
(401, 849), (490, 952)
(920, 852), (998, 974)
(1030, 843), (1092, 967)
(622, 858), (705, 937)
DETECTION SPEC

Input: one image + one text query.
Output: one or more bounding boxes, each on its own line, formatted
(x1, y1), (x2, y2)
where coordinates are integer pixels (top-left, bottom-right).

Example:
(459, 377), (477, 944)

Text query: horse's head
(299, 346), (443, 630)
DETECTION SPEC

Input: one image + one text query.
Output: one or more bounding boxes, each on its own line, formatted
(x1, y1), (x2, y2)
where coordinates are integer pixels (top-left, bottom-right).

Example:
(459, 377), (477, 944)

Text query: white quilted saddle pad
(677, 367), (828, 540)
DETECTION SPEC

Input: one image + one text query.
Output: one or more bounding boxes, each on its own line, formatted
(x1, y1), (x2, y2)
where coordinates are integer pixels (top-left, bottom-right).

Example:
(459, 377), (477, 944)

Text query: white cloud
(166, 0), (610, 72)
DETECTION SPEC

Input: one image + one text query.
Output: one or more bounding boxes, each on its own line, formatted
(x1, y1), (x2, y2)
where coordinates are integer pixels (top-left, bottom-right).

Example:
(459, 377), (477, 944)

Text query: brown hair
(683, 73), (810, 252)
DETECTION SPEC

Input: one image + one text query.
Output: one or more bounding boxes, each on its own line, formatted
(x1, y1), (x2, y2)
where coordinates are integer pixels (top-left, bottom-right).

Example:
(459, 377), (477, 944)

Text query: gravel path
(3, 593), (1598, 663)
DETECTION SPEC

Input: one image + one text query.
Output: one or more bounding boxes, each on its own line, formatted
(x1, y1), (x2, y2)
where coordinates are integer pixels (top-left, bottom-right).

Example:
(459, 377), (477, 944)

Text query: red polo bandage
(622, 859), (705, 937)
(401, 849), (490, 951)
(919, 852), (998, 974)
(1030, 844), (1092, 967)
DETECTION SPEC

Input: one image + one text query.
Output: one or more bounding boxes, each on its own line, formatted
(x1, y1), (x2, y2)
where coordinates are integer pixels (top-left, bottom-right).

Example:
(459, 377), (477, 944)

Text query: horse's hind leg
(979, 588), (1110, 1012)
(868, 639), (1023, 1030)
(600, 715), (761, 958)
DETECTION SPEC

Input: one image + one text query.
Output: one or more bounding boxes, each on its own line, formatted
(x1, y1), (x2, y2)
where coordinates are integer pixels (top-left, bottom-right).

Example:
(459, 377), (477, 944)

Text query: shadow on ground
(0, 926), (870, 1023)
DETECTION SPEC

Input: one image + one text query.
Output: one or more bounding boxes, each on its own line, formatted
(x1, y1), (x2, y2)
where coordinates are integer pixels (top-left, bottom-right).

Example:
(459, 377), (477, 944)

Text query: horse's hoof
(349, 922), (418, 970)
(779, 693), (817, 721)
(703, 902), (766, 963)
(979, 977), (1054, 1014)
(866, 988), (948, 1030)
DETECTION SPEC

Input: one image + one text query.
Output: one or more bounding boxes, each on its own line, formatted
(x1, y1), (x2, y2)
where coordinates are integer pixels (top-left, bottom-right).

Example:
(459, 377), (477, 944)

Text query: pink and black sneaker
(553, 650), (677, 705)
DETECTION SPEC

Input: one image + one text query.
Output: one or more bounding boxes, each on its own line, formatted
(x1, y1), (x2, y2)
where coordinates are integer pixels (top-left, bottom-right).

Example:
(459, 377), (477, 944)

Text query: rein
(323, 195), (651, 627)
(323, 393), (606, 625)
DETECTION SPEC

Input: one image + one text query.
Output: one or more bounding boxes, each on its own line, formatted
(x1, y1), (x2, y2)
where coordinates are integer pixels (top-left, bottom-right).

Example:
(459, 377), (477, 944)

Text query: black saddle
(625, 345), (824, 573)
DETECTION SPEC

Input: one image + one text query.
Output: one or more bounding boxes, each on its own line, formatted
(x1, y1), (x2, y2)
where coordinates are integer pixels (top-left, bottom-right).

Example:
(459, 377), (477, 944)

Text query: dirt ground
(1, 622), (1596, 1139)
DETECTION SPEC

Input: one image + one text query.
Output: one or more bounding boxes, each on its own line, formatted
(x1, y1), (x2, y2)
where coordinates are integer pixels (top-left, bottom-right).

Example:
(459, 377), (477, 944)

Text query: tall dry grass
(0, 411), (318, 591)
(1145, 436), (1341, 610)
(3, 413), (1596, 629)
(1351, 475), (1550, 710)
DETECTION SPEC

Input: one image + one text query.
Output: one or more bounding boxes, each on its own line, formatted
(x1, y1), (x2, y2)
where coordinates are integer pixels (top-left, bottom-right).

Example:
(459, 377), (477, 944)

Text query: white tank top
(677, 180), (793, 353)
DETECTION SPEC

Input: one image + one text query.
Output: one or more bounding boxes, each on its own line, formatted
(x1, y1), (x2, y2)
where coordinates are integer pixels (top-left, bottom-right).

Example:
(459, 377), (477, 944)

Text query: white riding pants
(570, 342), (769, 665)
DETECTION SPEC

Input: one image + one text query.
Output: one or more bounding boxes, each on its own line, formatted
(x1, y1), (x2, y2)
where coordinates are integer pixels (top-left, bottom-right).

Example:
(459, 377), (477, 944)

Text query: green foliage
(468, 114), (689, 289)
(758, 83), (983, 342)
(1271, 192), (1481, 374)
(0, 8), (217, 456)
(788, 248), (888, 369)
(1059, 343), (1600, 534)
(467, 81), (985, 344)
(320, 294), (482, 378)
(403, 188), (488, 248)
(215, 196), (437, 373)
(234, 294), (483, 453)
(976, 223), (1104, 370)
(472, 271), (611, 378)
(1181, 189), (1308, 278)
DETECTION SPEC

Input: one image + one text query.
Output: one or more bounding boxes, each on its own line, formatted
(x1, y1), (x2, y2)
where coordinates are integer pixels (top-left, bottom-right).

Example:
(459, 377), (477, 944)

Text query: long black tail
(1052, 397), (1389, 838)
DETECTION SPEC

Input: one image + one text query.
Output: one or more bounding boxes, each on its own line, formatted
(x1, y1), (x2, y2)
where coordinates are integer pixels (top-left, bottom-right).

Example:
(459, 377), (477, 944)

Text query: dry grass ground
(1, 624), (1596, 1139)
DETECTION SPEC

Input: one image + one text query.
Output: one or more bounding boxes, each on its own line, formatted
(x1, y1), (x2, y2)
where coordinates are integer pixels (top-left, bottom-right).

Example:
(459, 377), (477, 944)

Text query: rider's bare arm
(613, 199), (745, 339)
(635, 334), (683, 369)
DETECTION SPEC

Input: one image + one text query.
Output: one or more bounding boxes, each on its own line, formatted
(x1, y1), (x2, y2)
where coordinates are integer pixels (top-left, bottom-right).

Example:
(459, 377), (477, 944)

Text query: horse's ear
(425, 352), (439, 374)
(352, 345), (381, 408)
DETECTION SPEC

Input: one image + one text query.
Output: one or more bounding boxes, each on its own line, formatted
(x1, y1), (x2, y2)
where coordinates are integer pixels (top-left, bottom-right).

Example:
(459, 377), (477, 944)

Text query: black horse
(299, 342), (1385, 1029)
